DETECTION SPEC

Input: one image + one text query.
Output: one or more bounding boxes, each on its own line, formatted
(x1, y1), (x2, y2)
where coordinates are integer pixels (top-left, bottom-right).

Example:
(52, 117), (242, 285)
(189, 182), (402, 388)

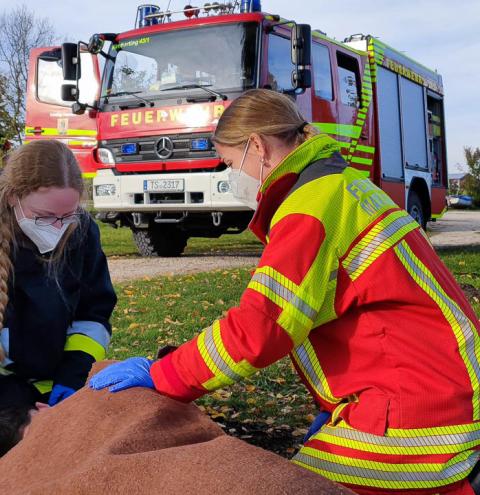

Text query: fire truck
(25, 1), (447, 256)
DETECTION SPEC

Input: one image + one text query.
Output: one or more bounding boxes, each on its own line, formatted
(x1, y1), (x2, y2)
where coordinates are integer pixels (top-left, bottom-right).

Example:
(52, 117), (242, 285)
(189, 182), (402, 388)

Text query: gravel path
(108, 210), (480, 283)
(108, 254), (260, 283)
(429, 210), (480, 249)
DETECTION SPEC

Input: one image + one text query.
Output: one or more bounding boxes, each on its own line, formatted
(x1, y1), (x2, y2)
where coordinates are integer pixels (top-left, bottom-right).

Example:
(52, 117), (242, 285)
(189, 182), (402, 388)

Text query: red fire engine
(25, 1), (447, 256)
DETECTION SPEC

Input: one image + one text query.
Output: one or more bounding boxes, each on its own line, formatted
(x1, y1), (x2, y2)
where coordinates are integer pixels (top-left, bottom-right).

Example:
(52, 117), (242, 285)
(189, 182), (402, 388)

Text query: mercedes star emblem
(156, 137), (174, 159)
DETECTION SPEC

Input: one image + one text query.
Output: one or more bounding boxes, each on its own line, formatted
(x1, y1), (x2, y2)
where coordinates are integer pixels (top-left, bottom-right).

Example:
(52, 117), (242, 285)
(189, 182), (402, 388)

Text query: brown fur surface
(0, 362), (354, 494)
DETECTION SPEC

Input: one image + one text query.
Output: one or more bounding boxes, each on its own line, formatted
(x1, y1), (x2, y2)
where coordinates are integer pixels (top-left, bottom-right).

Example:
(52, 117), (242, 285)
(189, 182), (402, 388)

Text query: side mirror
(291, 24), (311, 67)
(72, 102), (87, 115)
(291, 24), (312, 91)
(292, 69), (312, 90)
(87, 34), (104, 54)
(61, 84), (78, 102)
(61, 43), (80, 80)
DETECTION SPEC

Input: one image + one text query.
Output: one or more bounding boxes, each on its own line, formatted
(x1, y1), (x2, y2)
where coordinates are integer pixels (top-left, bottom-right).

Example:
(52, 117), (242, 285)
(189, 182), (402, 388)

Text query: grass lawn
(98, 222), (262, 258)
(105, 229), (480, 455)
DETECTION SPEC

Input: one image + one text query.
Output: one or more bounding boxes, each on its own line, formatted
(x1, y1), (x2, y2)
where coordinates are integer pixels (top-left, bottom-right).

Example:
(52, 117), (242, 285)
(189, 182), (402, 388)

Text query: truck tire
(407, 191), (426, 230)
(131, 226), (188, 257)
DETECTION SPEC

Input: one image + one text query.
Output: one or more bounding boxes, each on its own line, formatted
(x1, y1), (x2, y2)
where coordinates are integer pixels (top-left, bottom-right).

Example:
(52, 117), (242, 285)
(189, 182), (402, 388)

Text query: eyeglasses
(33, 212), (83, 227)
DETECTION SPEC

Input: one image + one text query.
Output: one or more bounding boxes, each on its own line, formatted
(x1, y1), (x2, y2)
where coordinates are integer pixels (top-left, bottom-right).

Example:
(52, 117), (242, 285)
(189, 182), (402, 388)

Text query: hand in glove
(89, 357), (154, 393)
(48, 384), (76, 406)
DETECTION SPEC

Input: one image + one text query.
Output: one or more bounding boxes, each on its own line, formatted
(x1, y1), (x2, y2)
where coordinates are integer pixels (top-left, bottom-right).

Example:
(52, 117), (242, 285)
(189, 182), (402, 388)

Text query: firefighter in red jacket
(91, 89), (480, 495)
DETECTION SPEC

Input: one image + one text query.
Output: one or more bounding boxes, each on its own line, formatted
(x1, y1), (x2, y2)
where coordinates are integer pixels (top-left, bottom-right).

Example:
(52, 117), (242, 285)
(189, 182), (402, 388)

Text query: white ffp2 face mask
(14, 201), (70, 254)
(228, 139), (262, 211)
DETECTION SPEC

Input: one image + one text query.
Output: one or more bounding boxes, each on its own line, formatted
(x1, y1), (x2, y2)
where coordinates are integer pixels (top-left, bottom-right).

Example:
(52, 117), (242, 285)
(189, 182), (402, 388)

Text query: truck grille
(105, 132), (216, 163)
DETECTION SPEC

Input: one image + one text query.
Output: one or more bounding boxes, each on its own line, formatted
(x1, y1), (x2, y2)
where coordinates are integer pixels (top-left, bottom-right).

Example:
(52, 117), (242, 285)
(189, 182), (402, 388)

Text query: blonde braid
(0, 208), (12, 361)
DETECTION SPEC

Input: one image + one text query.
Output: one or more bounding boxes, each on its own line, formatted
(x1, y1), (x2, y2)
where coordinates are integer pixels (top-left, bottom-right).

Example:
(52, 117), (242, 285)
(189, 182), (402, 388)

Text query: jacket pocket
(338, 390), (390, 436)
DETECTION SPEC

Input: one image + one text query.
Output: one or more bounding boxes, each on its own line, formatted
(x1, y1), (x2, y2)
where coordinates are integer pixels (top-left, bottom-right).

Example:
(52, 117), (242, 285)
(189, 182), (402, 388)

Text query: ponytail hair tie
(298, 121), (309, 134)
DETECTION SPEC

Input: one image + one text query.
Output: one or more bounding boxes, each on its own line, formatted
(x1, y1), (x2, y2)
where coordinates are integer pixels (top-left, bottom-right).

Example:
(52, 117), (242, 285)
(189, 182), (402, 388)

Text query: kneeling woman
(91, 90), (480, 495)
(0, 140), (116, 407)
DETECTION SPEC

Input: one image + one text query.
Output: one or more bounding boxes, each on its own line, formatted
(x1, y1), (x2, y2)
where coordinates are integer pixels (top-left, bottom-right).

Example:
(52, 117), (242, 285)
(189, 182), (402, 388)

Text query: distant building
(448, 172), (472, 193)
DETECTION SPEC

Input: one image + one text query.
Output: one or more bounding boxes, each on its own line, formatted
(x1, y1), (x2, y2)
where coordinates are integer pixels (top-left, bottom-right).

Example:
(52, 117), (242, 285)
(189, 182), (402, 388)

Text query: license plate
(143, 179), (184, 192)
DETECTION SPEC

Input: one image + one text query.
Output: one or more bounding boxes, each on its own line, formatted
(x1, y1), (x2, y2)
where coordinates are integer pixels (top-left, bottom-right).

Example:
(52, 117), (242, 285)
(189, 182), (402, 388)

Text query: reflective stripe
(293, 447), (480, 489)
(25, 127), (97, 137)
(343, 211), (418, 280)
(356, 144), (375, 154)
(350, 156), (373, 166)
(67, 321), (111, 350)
(68, 140), (97, 147)
(250, 271), (317, 321)
(33, 380), (54, 394)
(315, 419), (480, 457)
(197, 321), (257, 391)
(431, 207), (447, 220)
(82, 172), (97, 179)
(395, 241), (480, 419)
(312, 123), (361, 139)
(292, 338), (340, 404)
(248, 266), (318, 344)
(64, 334), (106, 361)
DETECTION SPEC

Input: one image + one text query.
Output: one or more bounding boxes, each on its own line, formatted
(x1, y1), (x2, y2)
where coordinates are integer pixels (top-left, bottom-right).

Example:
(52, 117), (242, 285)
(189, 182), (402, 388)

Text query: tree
(463, 146), (480, 206)
(0, 5), (58, 144)
(0, 75), (14, 166)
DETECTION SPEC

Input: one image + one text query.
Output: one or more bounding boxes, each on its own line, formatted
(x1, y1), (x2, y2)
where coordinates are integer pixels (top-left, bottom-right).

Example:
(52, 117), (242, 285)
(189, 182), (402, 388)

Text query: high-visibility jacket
(150, 135), (480, 494)
(2, 215), (116, 399)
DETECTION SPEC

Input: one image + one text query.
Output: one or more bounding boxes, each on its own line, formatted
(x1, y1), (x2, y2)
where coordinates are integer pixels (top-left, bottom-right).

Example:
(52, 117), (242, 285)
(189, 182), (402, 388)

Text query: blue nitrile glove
(303, 411), (331, 443)
(48, 384), (76, 406)
(89, 357), (154, 393)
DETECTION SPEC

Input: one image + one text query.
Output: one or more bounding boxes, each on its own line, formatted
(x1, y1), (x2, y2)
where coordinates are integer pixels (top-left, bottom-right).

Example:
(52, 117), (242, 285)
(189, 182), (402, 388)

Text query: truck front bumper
(93, 168), (251, 213)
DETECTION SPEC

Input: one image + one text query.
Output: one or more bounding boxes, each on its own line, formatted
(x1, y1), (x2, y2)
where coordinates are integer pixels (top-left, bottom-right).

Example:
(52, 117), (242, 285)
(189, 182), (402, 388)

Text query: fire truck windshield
(101, 22), (258, 106)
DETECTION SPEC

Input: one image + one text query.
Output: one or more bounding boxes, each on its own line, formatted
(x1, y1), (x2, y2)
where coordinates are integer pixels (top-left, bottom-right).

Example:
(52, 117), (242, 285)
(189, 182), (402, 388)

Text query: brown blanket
(0, 364), (354, 494)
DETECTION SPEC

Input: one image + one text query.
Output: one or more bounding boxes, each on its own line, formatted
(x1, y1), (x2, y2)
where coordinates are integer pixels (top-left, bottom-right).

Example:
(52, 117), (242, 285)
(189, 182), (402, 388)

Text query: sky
(1, 0), (478, 172)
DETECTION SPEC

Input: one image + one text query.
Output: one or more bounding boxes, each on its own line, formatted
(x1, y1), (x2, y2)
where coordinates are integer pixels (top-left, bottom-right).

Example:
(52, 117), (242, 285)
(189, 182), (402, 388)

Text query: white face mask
(14, 201), (70, 254)
(228, 139), (263, 211)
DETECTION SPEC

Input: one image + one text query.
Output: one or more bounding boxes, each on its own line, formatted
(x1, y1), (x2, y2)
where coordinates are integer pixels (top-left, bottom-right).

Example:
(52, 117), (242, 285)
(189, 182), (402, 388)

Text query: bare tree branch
(0, 4), (58, 143)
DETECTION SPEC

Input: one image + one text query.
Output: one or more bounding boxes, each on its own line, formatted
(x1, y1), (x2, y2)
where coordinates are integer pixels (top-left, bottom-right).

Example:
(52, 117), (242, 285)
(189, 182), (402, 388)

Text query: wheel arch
(408, 177), (431, 222)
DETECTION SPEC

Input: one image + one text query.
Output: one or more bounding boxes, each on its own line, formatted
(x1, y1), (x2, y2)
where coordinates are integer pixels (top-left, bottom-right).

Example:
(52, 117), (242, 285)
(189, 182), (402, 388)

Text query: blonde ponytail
(213, 89), (318, 148)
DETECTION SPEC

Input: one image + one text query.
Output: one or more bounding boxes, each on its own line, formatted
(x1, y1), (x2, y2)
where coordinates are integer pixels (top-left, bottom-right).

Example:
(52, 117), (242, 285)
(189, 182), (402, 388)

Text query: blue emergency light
(240, 0), (261, 12)
(190, 138), (210, 151)
(136, 4), (160, 27)
(121, 143), (138, 155)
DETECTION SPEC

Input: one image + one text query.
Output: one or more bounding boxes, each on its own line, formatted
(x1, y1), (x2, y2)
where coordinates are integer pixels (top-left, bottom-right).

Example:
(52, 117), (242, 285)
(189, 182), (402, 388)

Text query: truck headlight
(217, 180), (231, 193)
(95, 184), (116, 196)
(97, 147), (115, 165)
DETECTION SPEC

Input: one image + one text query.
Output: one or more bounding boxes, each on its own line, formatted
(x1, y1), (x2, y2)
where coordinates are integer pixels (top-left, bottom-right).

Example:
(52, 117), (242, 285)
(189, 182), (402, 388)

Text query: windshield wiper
(161, 84), (228, 101)
(104, 91), (154, 107)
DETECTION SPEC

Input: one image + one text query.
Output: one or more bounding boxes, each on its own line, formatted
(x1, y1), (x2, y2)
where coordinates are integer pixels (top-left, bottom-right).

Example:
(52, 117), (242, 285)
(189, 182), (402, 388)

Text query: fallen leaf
(292, 428), (308, 437)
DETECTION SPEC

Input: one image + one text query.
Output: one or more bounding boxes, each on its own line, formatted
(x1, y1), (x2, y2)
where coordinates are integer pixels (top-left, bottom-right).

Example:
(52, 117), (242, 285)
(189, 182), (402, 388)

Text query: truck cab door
(25, 46), (101, 177)
(333, 50), (374, 173)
